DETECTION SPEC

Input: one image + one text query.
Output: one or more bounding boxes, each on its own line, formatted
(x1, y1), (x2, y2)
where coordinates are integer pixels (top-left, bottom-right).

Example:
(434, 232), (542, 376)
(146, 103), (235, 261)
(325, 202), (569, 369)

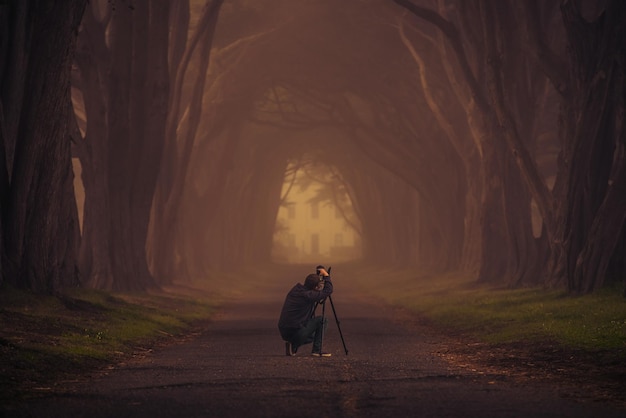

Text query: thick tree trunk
(572, 162), (626, 293)
(1, 0), (86, 292)
(398, 0), (556, 287)
(555, 0), (626, 293)
(476, 137), (509, 283)
(149, 0), (224, 282)
(104, 2), (143, 290)
(75, 1), (172, 291)
(128, 0), (171, 285)
(502, 147), (542, 286)
(606, 225), (626, 296)
(74, 7), (113, 286)
(0, 1), (28, 175)
(459, 162), (483, 274)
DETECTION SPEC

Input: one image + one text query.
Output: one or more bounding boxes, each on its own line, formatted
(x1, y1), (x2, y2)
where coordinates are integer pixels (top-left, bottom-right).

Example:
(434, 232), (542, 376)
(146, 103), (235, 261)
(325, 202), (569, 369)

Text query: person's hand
(318, 268), (329, 277)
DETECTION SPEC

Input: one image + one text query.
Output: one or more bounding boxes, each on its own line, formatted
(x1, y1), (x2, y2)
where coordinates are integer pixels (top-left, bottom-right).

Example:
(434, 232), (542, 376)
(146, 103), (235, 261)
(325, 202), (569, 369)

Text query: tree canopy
(1, 0), (624, 296)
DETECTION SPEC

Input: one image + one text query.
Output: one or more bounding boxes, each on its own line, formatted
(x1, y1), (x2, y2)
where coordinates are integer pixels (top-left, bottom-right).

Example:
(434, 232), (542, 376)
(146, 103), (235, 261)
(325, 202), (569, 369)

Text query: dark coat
(277, 278), (333, 339)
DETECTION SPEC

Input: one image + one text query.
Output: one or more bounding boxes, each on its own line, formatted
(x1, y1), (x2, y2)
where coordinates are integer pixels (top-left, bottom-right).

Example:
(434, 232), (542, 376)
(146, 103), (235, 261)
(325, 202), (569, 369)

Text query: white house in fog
(272, 184), (360, 264)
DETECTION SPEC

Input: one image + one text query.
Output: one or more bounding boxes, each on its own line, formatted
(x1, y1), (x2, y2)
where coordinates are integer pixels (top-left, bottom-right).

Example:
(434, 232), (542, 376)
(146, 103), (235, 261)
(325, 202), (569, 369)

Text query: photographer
(278, 266), (333, 357)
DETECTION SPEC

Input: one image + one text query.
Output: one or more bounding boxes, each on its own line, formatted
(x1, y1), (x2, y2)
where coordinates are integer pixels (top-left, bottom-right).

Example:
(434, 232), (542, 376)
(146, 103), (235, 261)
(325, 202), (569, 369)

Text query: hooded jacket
(277, 278), (333, 338)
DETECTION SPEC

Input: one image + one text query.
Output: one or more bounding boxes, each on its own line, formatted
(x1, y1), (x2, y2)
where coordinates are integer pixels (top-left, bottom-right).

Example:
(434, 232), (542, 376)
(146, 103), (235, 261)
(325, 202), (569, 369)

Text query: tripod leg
(319, 299), (326, 353)
(328, 295), (349, 355)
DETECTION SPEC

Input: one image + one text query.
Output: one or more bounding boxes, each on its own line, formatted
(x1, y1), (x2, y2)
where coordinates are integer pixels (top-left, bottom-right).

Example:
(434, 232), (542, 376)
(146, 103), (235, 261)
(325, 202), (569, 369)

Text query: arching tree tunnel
(44, 0), (623, 294)
(156, 1), (471, 281)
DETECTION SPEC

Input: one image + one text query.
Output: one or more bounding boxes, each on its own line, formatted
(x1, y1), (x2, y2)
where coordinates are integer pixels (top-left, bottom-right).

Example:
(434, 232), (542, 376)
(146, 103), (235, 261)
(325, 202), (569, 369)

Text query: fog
(68, 0), (547, 288)
(3, 1), (624, 414)
(60, 0), (625, 293)
(171, 0), (469, 277)
(272, 159), (362, 264)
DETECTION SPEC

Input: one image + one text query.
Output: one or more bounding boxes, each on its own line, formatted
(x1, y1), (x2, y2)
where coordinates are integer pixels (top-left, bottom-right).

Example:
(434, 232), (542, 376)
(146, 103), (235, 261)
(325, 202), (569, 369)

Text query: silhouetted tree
(148, 0), (225, 282)
(393, 0), (554, 287)
(486, 0), (626, 292)
(73, 0), (171, 291)
(552, 0), (626, 293)
(395, 0), (626, 293)
(0, 0), (86, 293)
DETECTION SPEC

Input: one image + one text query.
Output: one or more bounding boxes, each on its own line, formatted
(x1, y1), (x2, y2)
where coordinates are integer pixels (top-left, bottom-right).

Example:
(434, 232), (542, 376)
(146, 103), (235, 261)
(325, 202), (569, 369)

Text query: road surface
(7, 266), (625, 417)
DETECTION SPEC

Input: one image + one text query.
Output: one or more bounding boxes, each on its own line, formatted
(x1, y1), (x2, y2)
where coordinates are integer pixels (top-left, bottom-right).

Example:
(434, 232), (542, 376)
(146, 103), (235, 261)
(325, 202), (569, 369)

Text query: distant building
(272, 185), (360, 263)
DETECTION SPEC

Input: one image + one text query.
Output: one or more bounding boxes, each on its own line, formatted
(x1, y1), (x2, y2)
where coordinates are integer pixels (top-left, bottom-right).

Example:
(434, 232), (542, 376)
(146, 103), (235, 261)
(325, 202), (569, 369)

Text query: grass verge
(358, 268), (626, 352)
(0, 284), (218, 403)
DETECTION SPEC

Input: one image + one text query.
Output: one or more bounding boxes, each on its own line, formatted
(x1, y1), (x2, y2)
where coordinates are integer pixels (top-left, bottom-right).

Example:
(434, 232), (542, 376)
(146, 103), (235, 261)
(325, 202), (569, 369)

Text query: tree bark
(74, 1), (173, 291)
(149, 0), (225, 282)
(556, 0), (626, 293)
(1, 0), (86, 293)
(398, 0), (555, 286)
(74, 5), (113, 286)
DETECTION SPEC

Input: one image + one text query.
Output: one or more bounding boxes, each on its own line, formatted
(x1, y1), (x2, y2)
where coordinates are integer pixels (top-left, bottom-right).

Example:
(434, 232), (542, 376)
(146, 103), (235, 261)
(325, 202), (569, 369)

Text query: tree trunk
(128, 0), (171, 285)
(398, 0), (558, 287)
(340, 155), (422, 268)
(149, 0), (225, 282)
(1, 0), (86, 293)
(0, 1), (28, 175)
(74, 6), (113, 286)
(154, 121), (241, 276)
(556, 0), (626, 293)
(606, 223), (626, 291)
(75, 1), (172, 291)
(476, 136), (509, 283)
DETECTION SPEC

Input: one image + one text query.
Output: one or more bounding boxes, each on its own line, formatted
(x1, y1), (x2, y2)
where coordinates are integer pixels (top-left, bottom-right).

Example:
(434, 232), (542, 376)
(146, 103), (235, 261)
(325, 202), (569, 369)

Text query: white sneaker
(311, 352), (332, 357)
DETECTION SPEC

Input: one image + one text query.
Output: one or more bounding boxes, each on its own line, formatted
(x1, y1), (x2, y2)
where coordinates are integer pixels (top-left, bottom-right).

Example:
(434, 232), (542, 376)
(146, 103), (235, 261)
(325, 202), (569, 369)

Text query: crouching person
(278, 267), (333, 357)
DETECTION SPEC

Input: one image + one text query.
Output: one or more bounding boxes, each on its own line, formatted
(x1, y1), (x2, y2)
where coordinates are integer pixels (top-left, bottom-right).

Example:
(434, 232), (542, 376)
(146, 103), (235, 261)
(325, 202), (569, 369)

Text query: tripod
(315, 267), (349, 355)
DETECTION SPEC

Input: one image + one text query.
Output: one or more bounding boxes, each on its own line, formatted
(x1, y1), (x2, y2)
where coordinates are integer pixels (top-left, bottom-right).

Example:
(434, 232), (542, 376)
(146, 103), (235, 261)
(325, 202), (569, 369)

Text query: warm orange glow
(272, 162), (361, 264)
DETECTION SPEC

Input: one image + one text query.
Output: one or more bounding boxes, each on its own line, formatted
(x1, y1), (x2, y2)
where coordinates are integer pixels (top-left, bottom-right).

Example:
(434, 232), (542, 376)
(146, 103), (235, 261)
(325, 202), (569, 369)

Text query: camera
(316, 265), (330, 276)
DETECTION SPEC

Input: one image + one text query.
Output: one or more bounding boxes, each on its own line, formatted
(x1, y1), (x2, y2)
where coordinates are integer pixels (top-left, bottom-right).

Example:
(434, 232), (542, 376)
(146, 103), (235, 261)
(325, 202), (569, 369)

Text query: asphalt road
(8, 267), (626, 418)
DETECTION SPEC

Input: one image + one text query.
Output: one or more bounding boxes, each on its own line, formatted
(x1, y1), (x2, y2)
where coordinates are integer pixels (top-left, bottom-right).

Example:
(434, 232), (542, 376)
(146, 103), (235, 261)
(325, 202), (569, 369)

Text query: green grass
(0, 284), (218, 401)
(357, 268), (626, 351)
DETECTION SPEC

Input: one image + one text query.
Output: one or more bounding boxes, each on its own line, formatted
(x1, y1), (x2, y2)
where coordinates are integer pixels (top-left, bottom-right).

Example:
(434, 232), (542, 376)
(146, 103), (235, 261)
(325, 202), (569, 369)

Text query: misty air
(1, 1), (625, 417)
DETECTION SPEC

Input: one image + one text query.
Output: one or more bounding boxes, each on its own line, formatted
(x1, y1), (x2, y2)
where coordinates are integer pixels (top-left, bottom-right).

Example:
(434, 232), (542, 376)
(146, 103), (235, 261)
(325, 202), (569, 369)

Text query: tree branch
(517, 0), (569, 98)
(393, 0), (490, 112)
